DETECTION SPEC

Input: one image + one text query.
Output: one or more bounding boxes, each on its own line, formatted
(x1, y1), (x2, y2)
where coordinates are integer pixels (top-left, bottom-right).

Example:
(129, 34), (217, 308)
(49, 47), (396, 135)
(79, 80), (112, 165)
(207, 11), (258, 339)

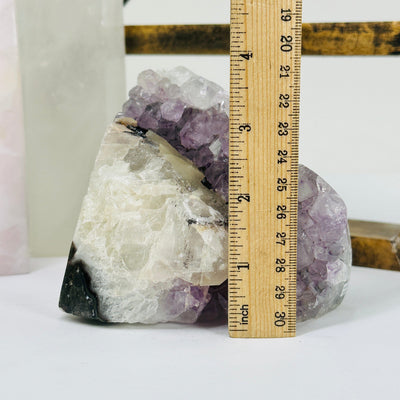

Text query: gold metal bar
(302, 22), (400, 55)
(125, 24), (229, 55)
(349, 220), (400, 271)
(125, 22), (400, 55)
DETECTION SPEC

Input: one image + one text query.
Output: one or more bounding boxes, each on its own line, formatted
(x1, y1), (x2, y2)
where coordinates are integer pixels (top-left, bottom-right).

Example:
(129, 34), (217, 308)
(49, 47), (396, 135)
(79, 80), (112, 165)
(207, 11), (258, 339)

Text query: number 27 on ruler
(228, 0), (302, 338)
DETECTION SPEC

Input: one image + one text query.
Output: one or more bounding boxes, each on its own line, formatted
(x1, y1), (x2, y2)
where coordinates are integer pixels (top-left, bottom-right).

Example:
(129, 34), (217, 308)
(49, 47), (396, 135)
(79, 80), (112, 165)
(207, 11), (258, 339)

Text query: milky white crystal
(15, 0), (126, 256)
(0, 0), (28, 275)
(71, 119), (228, 323)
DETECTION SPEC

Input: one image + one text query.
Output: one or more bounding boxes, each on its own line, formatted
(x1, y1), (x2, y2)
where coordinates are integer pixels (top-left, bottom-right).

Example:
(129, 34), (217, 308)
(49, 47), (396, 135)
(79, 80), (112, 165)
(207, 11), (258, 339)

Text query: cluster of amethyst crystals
(122, 67), (351, 322)
(123, 67), (229, 201)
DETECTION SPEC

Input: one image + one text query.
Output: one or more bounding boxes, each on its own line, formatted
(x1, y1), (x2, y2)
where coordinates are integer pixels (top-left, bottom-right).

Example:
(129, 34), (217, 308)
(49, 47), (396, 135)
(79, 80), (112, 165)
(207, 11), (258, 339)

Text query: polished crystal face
(16, 0), (126, 255)
(0, 0), (29, 275)
(60, 68), (351, 324)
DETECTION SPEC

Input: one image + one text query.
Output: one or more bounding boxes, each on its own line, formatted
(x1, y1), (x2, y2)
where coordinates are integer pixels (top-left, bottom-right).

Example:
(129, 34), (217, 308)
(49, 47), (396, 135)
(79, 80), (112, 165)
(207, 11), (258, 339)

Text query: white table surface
(1, 258), (399, 400)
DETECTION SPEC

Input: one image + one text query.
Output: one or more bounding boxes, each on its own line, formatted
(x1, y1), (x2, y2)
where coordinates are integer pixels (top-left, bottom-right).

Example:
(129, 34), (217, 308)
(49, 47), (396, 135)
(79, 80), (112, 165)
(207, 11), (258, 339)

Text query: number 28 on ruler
(228, 0), (302, 338)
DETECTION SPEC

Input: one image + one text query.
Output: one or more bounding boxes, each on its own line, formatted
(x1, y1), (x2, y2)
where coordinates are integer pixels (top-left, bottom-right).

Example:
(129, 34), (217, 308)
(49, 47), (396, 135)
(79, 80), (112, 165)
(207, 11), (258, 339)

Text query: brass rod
(350, 220), (400, 271)
(125, 22), (400, 55)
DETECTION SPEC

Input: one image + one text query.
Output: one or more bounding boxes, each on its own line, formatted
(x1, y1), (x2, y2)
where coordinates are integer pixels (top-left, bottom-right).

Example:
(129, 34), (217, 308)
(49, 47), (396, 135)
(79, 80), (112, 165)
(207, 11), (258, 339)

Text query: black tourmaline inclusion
(59, 243), (105, 321)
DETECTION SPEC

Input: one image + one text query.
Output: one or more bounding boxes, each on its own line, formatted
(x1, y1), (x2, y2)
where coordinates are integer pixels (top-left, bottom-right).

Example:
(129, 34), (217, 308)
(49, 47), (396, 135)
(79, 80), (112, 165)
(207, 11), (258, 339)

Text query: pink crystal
(0, 0), (29, 275)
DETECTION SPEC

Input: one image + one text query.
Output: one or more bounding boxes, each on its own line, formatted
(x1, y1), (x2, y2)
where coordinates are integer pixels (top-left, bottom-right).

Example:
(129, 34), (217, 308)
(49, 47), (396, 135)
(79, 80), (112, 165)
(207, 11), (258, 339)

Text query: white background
(1, 258), (399, 400)
(124, 0), (400, 224)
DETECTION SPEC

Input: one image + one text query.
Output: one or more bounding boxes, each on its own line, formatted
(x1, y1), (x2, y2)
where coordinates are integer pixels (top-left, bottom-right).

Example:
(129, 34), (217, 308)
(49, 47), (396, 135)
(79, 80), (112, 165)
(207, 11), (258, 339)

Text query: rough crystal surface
(60, 119), (227, 323)
(123, 67), (230, 201)
(296, 166), (351, 320)
(121, 68), (352, 322)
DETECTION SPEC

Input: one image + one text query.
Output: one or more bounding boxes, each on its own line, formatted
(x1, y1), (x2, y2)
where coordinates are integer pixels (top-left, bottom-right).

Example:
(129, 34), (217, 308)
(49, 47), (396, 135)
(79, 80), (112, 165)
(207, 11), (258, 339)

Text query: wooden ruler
(228, 0), (302, 338)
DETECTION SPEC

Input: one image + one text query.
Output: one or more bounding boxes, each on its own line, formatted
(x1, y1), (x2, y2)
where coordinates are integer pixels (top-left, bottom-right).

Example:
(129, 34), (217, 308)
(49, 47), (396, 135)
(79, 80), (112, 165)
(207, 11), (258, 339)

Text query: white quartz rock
(68, 118), (228, 323)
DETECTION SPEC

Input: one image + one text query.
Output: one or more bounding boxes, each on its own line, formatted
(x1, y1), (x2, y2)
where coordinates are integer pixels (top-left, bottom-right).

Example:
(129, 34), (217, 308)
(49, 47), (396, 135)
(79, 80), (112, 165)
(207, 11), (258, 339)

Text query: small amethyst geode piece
(122, 67), (351, 322)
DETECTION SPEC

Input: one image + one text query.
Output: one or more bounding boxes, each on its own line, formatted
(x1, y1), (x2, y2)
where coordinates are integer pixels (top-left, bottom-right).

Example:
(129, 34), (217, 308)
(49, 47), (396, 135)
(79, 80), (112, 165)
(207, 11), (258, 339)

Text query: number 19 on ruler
(228, 0), (302, 338)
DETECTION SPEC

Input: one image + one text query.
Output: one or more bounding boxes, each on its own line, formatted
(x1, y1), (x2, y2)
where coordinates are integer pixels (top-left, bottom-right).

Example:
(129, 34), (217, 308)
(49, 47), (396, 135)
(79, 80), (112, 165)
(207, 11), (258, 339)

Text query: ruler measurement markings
(229, 0), (301, 338)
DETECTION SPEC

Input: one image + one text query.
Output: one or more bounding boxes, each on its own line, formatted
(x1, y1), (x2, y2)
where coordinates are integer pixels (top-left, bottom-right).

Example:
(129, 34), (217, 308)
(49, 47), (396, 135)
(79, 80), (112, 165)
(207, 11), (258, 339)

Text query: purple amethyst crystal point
(121, 68), (351, 323)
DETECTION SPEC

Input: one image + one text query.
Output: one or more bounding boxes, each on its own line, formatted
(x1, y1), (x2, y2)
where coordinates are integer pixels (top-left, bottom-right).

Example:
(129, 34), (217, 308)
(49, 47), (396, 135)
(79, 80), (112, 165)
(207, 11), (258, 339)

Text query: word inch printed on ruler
(228, 0), (302, 338)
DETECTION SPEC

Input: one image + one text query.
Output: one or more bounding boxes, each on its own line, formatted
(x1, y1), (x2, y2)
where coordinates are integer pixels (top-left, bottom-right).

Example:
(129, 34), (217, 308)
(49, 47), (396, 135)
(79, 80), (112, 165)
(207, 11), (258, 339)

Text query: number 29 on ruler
(228, 0), (302, 338)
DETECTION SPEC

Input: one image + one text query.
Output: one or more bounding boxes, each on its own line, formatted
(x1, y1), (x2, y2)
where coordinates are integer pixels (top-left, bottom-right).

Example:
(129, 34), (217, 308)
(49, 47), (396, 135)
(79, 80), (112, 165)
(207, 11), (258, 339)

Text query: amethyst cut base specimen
(59, 68), (352, 325)
(121, 68), (352, 323)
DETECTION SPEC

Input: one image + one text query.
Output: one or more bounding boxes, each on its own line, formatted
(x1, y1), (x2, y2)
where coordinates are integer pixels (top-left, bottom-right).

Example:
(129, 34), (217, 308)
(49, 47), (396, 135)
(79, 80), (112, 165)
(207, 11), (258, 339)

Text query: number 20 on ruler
(228, 1), (301, 338)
